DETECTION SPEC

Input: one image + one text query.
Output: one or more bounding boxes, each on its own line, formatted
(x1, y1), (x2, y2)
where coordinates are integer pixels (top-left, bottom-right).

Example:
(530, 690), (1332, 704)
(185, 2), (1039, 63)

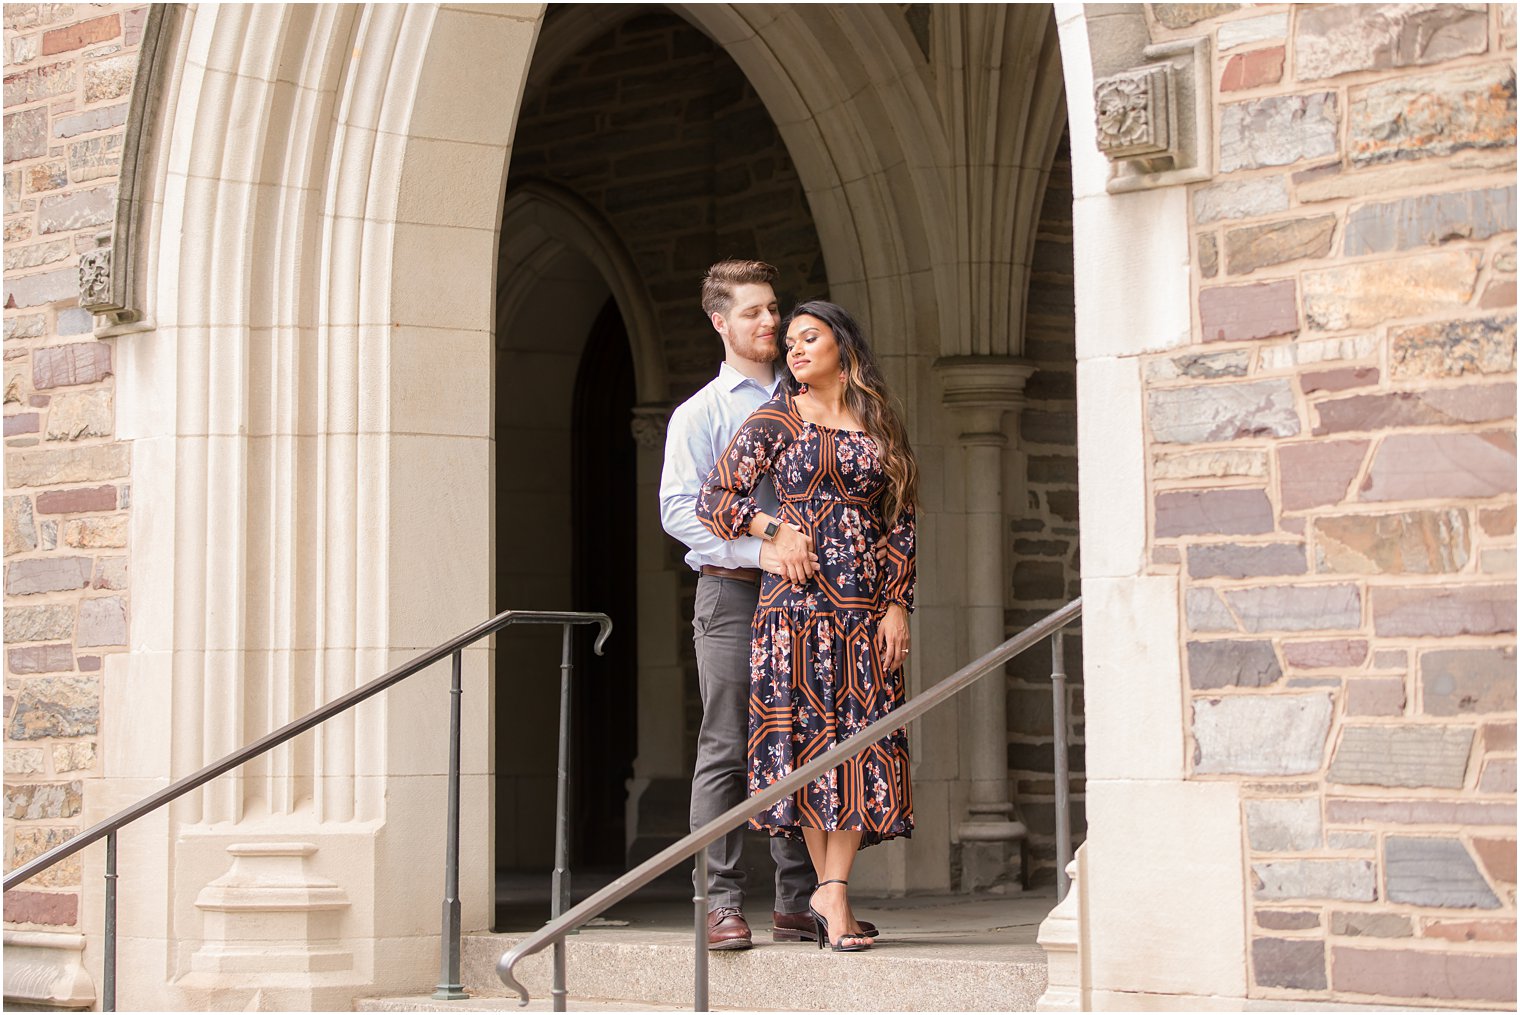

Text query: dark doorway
(569, 297), (639, 867)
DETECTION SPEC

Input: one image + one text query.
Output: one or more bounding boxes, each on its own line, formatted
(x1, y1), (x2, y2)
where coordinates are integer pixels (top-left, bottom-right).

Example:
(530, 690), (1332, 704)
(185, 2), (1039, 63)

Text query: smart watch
(762, 519), (780, 540)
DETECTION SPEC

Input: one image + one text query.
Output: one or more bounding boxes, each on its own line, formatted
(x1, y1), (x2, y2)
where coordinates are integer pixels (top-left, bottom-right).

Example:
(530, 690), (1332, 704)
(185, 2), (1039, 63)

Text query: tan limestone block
(5, 494), (38, 553)
(1083, 576), (1185, 780)
(1302, 250), (1480, 331)
(5, 443), (129, 487)
(8, 826), (80, 888)
(1223, 215), (1334, 275)
(82, 53), (133, 103)
(51, 741), (95, 773)
(1295, 150), (1520, 206)
(407, 7), (538, 147)
(1349, 62), (1517, 167)
(4, 747), (45, 775)
(4, 238), (72, 272)
(62, 515), (125, 548)
(1152, 448), (1268, 481)
(43, 388), (112, 441)
(1257, 334), (1378, 371)
(1084, 780), (1247, 997)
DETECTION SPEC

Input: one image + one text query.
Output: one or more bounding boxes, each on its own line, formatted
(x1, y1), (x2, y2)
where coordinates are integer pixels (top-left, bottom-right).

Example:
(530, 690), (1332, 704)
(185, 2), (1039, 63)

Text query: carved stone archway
(65, 2), (1240, 1008)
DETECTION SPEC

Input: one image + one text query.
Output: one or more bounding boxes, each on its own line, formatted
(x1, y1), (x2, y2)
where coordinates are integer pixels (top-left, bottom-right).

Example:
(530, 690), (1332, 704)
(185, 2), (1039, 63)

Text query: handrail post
(104, 830), (117, 1012)
(551, 624), (574, 1012)
(1051, 630), (1071, 903)
(433, 650), (467, 1000)
(693, 849), (708, 1012)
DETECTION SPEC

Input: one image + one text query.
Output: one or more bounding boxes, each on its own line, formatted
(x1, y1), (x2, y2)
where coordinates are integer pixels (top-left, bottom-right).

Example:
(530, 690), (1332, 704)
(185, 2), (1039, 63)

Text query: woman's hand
(878, 603), (910, 672)
(759, 537), (819, 580)
(772, 522), (817, 585)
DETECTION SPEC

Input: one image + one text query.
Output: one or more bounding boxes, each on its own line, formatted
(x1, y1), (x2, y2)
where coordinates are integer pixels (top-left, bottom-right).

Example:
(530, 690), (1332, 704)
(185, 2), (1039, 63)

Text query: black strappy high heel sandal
(808, 879), (872, 952)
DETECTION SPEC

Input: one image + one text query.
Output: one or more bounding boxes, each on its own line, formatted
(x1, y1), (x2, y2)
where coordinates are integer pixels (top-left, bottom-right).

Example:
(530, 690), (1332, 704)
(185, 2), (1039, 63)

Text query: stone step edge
(355, 992), (765, 1012)
(458, 933), (1049, 1012)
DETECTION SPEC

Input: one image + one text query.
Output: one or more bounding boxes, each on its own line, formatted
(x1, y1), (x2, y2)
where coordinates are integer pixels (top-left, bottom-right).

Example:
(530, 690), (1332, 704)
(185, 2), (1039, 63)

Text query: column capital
(630, 403), (673, 450)
(933, 356), (1036, 440)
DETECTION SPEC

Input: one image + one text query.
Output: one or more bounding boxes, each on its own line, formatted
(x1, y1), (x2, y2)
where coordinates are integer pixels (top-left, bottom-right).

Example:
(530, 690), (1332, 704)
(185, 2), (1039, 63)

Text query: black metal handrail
(3, 608), (613, 1011)
(498, 597), (1082, 1011)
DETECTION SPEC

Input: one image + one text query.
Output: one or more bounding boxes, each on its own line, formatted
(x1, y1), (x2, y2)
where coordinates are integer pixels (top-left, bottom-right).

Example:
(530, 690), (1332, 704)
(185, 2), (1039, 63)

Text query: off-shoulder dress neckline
(785, 387), (868, 435)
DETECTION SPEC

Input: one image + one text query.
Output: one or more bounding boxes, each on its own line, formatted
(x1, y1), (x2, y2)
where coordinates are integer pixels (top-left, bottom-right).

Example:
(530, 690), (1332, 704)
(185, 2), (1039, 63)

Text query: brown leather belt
(700, 564), (761, 585)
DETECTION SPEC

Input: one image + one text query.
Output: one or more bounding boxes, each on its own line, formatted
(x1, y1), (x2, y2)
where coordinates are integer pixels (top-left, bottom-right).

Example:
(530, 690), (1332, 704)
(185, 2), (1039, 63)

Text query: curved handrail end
(592, 616), (613, 656)
(497, 944), (533, 1006)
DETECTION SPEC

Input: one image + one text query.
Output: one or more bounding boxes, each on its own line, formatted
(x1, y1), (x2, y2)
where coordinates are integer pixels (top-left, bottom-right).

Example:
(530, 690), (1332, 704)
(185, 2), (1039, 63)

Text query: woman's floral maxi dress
(697, 390), (915, 847)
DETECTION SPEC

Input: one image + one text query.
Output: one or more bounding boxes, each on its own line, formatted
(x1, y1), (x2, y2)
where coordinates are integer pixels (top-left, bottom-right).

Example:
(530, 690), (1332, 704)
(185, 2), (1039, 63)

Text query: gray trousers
(691, 575), (815, 913)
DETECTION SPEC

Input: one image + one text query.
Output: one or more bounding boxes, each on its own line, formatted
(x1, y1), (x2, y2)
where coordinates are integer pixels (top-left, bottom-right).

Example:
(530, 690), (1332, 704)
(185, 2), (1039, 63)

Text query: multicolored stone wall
(1149, 3), (1516, 1007)
(2, 2), (147, 930)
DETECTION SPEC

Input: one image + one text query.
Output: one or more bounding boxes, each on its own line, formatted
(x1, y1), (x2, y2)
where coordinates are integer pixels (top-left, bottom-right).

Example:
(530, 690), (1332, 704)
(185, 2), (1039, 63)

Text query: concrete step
(358, 893), (1052, 1012)
(477, 894), (1047, 1012)
(458, 933), (1046, 1011)
(356, 993), (725, 1012)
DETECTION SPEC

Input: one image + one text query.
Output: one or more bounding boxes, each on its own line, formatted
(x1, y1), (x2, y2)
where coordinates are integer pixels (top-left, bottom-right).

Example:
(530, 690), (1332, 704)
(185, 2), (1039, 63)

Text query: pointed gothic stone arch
(81, 3), (1237, 1008)
(497, 181), (667, 407)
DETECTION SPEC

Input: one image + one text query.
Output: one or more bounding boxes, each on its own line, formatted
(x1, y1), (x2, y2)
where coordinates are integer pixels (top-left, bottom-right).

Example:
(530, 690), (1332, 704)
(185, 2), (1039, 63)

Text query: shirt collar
(719, 360), (780, 395)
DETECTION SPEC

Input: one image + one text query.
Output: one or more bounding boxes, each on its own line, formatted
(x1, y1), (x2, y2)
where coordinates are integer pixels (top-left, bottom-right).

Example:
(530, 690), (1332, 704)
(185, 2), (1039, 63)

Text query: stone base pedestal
(172, 839), (361, 1010)
(1036, 852), (1085, 1012)
(957, 802), (1028, 892)
(958, 839), (1026, 893)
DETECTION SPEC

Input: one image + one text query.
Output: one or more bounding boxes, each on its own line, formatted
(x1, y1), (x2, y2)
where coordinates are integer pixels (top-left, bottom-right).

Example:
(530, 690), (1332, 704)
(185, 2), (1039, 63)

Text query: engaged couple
(660, 260), (919, 955)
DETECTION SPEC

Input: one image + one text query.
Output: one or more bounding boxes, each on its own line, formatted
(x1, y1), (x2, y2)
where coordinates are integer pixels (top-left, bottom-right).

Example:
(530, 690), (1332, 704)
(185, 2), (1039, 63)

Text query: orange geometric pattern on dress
(698, 393), (916, 847)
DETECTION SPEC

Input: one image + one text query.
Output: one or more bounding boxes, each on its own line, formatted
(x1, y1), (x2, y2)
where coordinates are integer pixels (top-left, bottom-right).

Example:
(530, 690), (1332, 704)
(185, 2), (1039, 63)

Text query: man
(659, 259), (821, 950)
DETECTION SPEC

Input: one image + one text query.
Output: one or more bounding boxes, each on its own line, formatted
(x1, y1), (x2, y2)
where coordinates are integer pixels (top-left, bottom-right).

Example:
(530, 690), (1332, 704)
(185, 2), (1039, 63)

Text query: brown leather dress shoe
(707, 907), (753, 950)
(772, 909), (879, 942)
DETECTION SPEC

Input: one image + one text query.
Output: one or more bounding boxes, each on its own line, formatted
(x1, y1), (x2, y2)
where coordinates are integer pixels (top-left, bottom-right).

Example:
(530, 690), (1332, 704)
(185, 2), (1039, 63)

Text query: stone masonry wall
(1149, 3), (1516, 1007)
(509, 9), (827, 769)
(1009, 131), (1085, 887)
(2, 3), (146, 931)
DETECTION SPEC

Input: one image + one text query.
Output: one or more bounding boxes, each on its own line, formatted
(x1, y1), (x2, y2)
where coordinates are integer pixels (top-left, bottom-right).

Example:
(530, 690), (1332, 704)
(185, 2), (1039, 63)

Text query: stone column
(935, 357), (1035, 890)
(624, 404), (688, 863)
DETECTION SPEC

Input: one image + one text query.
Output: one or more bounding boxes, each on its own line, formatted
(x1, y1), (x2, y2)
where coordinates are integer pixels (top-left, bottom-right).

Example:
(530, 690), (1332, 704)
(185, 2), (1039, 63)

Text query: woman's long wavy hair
(781, 300), (919, 525)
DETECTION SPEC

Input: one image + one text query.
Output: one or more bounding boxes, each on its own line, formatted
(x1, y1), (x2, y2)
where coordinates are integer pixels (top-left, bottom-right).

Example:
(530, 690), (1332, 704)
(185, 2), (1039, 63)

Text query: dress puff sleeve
(879, 500), (917, 613)
(696, 400), (794, 540)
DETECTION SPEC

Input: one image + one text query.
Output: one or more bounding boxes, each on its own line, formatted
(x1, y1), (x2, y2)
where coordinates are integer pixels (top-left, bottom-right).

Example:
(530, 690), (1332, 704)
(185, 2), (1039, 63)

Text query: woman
(696, 300), (918, 953)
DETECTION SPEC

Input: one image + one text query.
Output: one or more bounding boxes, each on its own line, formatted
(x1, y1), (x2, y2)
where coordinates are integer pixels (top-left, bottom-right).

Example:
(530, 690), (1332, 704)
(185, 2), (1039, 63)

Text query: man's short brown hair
(701, 259), (779, 318)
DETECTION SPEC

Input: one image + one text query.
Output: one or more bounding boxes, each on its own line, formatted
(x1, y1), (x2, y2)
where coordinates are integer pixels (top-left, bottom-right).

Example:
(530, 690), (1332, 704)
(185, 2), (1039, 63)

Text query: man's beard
(734, 332), (779, 364)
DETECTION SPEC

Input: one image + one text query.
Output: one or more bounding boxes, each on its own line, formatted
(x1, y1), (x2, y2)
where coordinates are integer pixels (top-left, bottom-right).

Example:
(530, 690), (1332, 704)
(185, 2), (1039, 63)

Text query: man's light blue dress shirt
(660, 361), (783, 572)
